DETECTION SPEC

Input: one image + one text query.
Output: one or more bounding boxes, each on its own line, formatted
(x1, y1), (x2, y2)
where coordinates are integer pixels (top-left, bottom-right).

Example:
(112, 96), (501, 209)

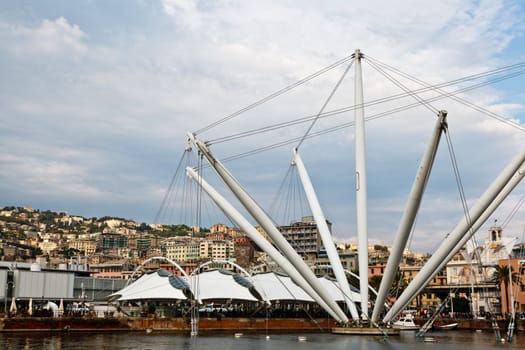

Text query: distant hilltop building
(278, 216), (325, 261)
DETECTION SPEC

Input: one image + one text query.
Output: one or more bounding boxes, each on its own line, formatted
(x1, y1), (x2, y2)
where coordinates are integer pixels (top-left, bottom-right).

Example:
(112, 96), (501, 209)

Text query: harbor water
(0, 331), (523, 350)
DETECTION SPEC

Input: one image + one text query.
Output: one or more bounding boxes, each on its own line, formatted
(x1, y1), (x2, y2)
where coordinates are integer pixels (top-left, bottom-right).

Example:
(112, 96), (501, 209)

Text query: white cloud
(162, 0), (194, 15)
(2, 17), (86, 56)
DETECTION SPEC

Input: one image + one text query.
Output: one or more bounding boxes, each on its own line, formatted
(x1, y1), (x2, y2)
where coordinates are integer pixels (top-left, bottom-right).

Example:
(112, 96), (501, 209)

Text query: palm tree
(490, 265), (521, 315)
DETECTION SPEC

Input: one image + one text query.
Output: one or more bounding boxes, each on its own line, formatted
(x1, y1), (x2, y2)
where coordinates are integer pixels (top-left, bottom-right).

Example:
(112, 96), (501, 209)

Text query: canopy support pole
(187, 133), (349, 324)
(383, 147), (525, 323)
(293, 148), (360, 321)
(371, 111), (447, 322)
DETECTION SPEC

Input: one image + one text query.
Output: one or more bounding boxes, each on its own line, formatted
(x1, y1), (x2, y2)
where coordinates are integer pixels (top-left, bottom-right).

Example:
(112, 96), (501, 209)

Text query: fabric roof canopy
(317, 276), (361, 303)
(108, 269), (362, 307)
(252, 272), (314, 302)
(251, 272), (362, 303)
(190, 270), (259, 302)
(109, 270), (189, 301)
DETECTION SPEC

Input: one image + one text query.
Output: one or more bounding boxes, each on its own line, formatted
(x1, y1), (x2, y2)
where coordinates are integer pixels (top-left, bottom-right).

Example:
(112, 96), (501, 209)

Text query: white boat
(433, 322), (458, 331)
(393, 313), (419, 330)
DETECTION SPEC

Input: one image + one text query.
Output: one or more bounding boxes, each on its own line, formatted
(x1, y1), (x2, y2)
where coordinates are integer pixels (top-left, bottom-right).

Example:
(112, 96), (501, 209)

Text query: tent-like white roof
(191, 270), (259, 302)
(252, 272), (314, 302)
(109, 269), (362, 308)
(109, 270), (189, 301)
(251, 273), (362, 304)
(317, 276), (361, 303)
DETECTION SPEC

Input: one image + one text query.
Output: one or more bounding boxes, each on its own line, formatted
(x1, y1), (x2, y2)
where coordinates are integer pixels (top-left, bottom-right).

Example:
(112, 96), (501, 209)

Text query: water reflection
(0, 331), (523, 350)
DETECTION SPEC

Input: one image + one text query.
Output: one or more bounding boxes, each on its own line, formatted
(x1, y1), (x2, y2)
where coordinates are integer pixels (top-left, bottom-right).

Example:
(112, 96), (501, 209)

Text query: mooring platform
(331, 326), (400, 336)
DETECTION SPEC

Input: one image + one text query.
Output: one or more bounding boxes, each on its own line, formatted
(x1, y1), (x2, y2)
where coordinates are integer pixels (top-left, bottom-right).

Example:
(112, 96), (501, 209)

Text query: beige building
(278, 216), (324, 259)
(69, 239), (97, 256)
(199, 239), (235, 261)
(38, 239), (58, 255)
(165, 238), (200, 262)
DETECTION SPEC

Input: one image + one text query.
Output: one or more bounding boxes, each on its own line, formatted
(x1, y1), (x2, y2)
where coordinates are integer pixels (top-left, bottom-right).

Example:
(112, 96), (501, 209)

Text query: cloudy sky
(1, 0), (525, 252)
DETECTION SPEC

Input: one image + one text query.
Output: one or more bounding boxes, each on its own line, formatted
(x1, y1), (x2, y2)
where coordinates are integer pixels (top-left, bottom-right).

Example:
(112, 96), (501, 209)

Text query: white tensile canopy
(317, 276), (362, 303)
(109, 270), (190, 302)
(190, 270), (260, 302)
(251, 272), (362, 304)
(108, 269), (362, 308)
(252, 272), (314, 302)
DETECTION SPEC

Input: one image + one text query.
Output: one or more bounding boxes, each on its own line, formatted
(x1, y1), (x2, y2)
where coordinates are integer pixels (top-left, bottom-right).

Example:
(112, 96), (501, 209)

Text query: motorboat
(393, 313), (419, 331)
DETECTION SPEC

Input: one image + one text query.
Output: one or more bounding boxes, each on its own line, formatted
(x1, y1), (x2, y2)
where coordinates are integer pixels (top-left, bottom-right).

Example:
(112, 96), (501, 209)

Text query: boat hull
(433, 322), (458, 330)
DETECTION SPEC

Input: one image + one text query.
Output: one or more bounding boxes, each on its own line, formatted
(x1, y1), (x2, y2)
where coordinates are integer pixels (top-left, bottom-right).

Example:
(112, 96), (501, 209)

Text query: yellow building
(69, 239), (97, 256)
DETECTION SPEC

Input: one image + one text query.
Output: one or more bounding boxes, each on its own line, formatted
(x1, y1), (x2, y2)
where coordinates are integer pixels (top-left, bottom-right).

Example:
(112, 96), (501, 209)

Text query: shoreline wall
(0, 317), (336, 334)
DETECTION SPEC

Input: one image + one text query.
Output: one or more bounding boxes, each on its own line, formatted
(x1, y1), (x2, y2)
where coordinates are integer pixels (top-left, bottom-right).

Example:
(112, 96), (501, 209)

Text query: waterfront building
(313, 249), (357, 276)
(90, 261), (133, 279)
(497, 257), (525, 315)
(398, 264), (445, 311)
(444, 224), (517, 316)
(278, 216), (325, 260)
(0, 260), (125, 317)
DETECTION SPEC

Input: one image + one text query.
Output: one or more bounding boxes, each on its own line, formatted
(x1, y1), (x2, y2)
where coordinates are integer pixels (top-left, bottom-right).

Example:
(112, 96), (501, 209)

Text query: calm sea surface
(0, 331), (523, 350)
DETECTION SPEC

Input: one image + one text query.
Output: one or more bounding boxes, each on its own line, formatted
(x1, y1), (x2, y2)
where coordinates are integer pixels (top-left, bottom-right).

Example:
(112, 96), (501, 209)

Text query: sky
(1, 0), (525, 253)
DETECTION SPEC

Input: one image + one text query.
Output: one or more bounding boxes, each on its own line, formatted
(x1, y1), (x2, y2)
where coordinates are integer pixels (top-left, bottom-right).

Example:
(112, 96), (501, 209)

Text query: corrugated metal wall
(0, 270), (7, 299)
(1, 269), (127, 301)
(14, 270), (75, 299)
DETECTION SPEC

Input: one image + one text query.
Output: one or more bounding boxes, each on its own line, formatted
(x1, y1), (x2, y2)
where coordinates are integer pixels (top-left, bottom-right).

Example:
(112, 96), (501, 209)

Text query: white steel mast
(354, 49), (369, 320)
(293, 148), (360, 321)
(187, 132), (350, 324)
(371, 111), (447, 323)
(185, 167), (342, 320)
(383, 148), (525, 323)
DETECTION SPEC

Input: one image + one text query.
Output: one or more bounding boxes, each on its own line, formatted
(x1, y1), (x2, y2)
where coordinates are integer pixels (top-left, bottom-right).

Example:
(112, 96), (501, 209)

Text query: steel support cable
(364, 58), (439, 115)
(202, 56), (525, 145)
(154, 147), (193, 224)
(367, 57), (525, 133)
(365, 55), (525, 133)
(207, 106), (352, 145)
(366, 55), (525, 93)
(208, 67), (525, 146)
(268, 165), (295, 224)
(207, 77), (461, 145)
(296, 60), (354, 149)
(215, 72), (517, 164)
(182, 152), (196, 225)
(444, 127), (476, 245)
(196, 69), (525, 177)
(501, 192), (525, 229)
(194, 55), (355, 135)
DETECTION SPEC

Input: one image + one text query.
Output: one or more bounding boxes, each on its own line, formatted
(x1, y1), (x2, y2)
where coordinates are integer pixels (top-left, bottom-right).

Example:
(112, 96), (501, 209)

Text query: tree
(137, 222), (151, 232)
(58, 247), (81, 258)
(490, 264), (521, 315)
(369, 275), (383, 295)
(390, 271), (408, 299)
(31, 247), (43, 259)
